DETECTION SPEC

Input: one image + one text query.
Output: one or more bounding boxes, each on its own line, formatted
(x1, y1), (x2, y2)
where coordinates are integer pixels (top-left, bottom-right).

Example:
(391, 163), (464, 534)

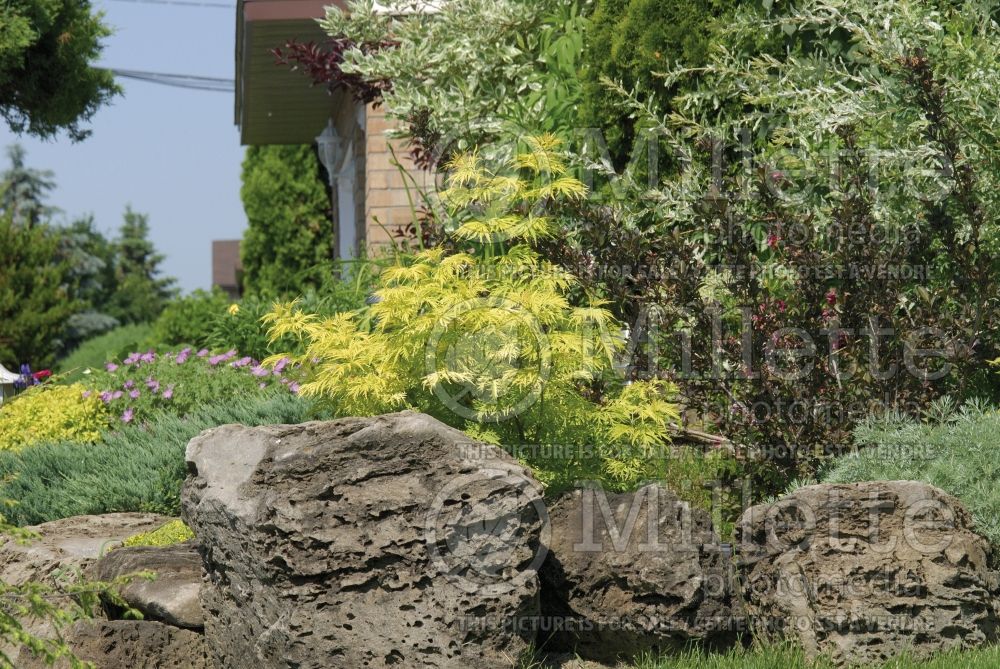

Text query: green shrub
(822, 403), (1000, 552)
(315, 0), (588, 161)
(240, 144), (334, 295)
(56, 323), (152, 380)
(121, 520), (194, 548)
(207, 276), (374, 362)
(149, 288), (229, 350)
(579, 0), (740, 167)
(0, 384), (109, 450)
(146, 268), (376, 363)
(205, 298), (271, 360)
(0, 393), (317, 526)
(568, 0), (1000, 498)
(0, 215), (82, 370)
(659, 445), (744, 537)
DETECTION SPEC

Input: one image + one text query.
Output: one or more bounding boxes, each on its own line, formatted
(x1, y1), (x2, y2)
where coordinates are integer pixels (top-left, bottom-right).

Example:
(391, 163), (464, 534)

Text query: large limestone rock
(736, 481), (1000, 665)
(90, 542), (204, 629)
(0, 513), (171, 666)
(182, 411), (547, 669)
(539, 484), (738, 663)
(0, 513), (172, 586)
(19, 620), (208, 669)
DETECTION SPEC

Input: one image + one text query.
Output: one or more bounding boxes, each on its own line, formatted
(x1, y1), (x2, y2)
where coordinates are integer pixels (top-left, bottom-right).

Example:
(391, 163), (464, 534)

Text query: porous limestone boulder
(539, 484), (739, 663)
(90, 542), (204, 629)
(182, 411), (547, 669)
(736, 481), (1000, 665)
(0, 512), (172, 587)
(19, 620), (208, 669)
(0, 512), (171, 666)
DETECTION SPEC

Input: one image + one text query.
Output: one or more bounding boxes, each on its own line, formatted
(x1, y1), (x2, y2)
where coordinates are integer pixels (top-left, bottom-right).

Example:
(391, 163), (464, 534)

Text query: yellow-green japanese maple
(264, 137), (679, 489)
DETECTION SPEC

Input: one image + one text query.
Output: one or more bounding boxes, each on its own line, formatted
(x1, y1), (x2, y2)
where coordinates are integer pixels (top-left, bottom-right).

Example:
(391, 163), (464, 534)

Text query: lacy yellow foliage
(0, 384), (109, 451)
(264, 138), (680, 488)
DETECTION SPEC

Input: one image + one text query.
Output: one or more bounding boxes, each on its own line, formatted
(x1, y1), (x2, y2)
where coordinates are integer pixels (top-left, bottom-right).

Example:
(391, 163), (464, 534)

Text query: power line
(105, 0), (235, 9)
(108, 68), (235, 92)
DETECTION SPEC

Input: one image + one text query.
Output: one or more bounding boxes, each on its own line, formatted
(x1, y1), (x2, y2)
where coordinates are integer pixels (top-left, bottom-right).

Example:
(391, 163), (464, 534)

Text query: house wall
(364, 106), (435, 251)
(307, 101), (435, 261)
(211, 240), (242, 300)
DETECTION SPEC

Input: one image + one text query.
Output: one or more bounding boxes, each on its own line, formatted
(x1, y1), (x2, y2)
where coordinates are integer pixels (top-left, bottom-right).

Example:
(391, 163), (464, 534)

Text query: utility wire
(105, 0), (235, 9)
(107, 68), (235, 92)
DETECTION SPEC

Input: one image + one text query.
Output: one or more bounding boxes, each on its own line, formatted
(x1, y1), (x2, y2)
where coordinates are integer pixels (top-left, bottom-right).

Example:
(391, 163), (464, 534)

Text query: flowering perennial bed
(87, 347), (301, 425)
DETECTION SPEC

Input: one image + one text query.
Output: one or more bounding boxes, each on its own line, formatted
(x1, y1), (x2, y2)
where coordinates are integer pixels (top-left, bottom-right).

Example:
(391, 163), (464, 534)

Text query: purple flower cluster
(232, 356), (252, 368)
(123, 350), (157, 366)
(93, 348), (183, 422)
(208, 350), (237, 366)
(96, 375), (175, 423)
(232, 355), (299, 394)
(92, 348), (300, 426)
(13, 363), (40, 392)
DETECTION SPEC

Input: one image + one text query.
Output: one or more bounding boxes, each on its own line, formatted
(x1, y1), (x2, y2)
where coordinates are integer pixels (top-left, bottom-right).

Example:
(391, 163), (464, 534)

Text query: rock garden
(3, 413), (999, 667)
(4, 0), (1000, 667)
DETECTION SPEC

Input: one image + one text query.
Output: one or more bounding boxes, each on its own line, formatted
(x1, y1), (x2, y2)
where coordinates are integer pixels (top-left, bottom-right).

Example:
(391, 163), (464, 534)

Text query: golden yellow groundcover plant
(0, 384), (109, 450)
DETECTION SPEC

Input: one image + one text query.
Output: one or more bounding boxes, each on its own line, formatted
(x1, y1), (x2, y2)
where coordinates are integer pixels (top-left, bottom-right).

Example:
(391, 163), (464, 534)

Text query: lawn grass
(626, 643), (1000, 668)
(0, 393), (318, 525)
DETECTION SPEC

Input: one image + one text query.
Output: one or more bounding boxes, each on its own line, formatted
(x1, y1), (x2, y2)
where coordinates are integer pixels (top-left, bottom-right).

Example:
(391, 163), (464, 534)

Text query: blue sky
(0, 0), (244, 293)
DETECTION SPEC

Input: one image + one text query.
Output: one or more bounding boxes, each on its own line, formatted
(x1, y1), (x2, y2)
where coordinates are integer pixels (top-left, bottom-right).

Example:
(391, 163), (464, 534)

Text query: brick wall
(364, 106), (434, 250)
